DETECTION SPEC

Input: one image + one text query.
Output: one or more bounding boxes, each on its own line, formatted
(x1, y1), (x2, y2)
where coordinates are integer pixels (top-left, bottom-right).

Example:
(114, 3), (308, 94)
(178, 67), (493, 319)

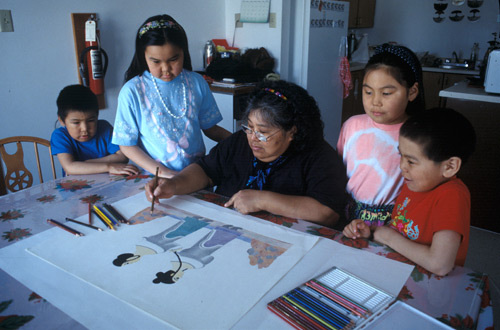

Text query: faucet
(452, 51), (459, 63)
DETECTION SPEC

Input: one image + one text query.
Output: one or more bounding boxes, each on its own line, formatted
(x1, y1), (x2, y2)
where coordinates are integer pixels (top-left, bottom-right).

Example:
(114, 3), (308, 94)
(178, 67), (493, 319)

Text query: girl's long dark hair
(124, 14), (192, 82)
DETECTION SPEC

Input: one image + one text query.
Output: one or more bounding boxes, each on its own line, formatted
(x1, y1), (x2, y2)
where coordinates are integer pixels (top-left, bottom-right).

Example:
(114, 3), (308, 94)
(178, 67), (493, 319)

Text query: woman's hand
(224, 189), (263, 214)
(342, 219), (371, 239)
(145, 178), (176, 202)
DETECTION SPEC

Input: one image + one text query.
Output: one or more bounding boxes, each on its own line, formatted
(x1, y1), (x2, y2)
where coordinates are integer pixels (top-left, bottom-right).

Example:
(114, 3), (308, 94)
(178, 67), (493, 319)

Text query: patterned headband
(263, 88), (288, 101)
(374, 43), (422, 83)
(138, 20), (180, 38)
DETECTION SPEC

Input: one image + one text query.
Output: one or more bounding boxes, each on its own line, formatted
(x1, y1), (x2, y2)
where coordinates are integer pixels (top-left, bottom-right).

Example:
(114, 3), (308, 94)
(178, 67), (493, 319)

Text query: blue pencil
(284, 293), (342, 329)
(103, 203), (129, 224)
(292, 288), (353, 326)
(95, 205), (118, 226)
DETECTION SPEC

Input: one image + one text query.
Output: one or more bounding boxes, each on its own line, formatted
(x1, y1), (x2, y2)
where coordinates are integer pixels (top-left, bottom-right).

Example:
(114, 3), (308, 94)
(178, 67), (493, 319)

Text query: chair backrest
(0, 136), (57, 195)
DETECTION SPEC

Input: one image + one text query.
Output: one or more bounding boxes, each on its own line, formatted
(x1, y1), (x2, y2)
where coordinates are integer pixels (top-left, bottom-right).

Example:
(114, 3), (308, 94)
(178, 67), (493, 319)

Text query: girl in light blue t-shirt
(113, 14), (231, 178)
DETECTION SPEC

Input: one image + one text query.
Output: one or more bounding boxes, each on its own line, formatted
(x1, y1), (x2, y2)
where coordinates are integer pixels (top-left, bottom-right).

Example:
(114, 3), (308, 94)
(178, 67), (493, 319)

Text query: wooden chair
(0, 136), (57, 195)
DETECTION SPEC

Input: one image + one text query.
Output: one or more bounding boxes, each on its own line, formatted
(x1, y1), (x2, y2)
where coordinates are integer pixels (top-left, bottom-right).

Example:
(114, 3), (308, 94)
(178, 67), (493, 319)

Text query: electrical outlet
(269, 13), (276, 28)
(235, 13), (243, 28)
(0, 10), (13, 32)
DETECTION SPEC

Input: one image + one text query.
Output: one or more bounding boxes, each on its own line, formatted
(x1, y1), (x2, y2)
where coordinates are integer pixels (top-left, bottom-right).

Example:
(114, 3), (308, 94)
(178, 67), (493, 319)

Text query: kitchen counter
(439, 80), (500, 104)
(422, 66), (479, 75)
(349, 62), (479, 76)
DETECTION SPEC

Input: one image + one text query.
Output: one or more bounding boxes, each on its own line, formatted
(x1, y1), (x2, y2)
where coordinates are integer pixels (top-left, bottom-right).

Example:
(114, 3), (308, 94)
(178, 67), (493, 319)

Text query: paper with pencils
(25, 192), (319, 329)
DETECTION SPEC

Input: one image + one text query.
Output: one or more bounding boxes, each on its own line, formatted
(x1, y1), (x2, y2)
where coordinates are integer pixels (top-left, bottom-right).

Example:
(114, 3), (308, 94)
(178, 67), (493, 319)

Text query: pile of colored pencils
(268, 278), (372, 330)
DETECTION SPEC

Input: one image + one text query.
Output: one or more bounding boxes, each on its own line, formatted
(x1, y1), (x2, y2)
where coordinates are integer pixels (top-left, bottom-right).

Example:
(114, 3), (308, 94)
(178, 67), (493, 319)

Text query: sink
(439, 62), (472, 69)
(439, 58), (473, 70)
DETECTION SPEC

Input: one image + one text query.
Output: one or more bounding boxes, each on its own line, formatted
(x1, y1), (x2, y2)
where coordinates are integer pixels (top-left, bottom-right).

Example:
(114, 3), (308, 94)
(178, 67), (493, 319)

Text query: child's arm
(57, 151), (140, 176)
(373, 226), (461, 276)
(119, 145), (177, 178)
(202, 125), (231, 143)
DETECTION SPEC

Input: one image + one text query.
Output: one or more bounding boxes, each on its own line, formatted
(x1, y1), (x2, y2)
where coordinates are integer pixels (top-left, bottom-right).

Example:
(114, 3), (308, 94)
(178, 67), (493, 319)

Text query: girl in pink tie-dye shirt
(337, 44), (425, 228)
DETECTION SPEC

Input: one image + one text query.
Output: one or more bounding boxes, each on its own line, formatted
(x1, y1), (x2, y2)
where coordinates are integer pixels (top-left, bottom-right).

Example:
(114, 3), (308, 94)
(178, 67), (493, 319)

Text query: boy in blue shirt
(51, 85), (139, 175)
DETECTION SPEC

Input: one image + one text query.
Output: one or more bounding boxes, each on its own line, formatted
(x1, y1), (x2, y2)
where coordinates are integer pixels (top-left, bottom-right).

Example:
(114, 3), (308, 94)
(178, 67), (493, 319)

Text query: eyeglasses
(241, 124), (280, 142)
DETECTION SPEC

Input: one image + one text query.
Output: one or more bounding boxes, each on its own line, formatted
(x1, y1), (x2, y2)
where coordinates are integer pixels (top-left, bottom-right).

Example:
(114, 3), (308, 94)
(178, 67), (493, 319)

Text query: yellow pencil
(93, 205), (115, 230)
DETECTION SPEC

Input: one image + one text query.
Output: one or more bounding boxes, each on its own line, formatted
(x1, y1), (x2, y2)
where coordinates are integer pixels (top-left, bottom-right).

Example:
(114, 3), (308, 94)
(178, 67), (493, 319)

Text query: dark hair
(400, 108), (476, 164)
(124, 14), (192, 82)
(56, 84), (98, 121)
(112, 253), (135, 267)
(243, 80), (324, 152)
(365, 44), (425, 115)
(153, 270), (176, 284)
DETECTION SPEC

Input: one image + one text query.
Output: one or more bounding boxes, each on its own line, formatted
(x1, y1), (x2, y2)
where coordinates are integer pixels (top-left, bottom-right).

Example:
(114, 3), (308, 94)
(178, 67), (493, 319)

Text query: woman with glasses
(146, 80), (347, 228)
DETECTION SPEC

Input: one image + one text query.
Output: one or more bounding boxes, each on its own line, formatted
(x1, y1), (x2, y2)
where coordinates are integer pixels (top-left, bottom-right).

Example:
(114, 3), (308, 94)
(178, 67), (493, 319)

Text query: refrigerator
(283, 0), (349, 147)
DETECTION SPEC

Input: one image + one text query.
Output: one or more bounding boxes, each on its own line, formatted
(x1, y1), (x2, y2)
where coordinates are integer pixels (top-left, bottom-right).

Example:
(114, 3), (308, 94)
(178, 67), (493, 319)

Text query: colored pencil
(150, 166), (159, 215)
(274, 298), (325, 330)
(65, 217), (103, 231)
(88, 202), (92, 225)
(99, 204), (120, 224)
(282, 295), (338, 330)
(103, 203), (129, 224)
(291, 288), (353, 327)
(95, 205), (118, 226)
(47, 219), (83, 237)
(285, 292), (346, 329)
(92, 208), (114, 230)
(268, 301), (315, 330)
(93, 206), (115, 230)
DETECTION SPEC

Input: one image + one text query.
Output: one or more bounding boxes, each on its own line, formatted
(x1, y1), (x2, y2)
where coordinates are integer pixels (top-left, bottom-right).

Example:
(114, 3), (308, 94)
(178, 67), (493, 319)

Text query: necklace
(151, 74), (187, 119)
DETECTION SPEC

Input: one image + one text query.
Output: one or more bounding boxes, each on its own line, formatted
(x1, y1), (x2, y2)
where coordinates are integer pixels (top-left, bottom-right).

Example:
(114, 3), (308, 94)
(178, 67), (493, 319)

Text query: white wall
(356, 0), (500, 61)
(224, 0), (284, 73)
(0, 0), (225, 181)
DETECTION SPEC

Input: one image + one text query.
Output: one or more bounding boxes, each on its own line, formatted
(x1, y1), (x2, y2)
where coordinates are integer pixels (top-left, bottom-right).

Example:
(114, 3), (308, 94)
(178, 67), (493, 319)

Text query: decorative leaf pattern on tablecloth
(55, 179), (93, 192)
(36, 195), (56, 203)
(0, 210), (24, 222)
(2, 228), (32, 242)
(0, 300), (34, 329)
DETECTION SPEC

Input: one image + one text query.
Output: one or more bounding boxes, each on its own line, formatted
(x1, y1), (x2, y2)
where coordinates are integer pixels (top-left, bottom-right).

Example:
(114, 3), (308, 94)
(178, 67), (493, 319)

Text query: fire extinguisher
(79, 15), (108, 96)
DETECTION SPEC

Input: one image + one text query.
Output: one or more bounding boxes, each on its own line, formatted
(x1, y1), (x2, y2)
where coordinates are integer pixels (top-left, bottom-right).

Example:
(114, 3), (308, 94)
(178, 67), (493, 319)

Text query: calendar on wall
(240, 0), (270, 23)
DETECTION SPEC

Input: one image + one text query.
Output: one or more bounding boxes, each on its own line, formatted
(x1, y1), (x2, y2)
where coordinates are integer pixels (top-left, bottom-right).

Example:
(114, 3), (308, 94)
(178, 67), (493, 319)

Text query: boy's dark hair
(57, 84), (98, 121)
(400, 108), (476, 164)
(243, 80), (325, 152)
(365, 43), (425, 115)
(125, 14), (192, 82)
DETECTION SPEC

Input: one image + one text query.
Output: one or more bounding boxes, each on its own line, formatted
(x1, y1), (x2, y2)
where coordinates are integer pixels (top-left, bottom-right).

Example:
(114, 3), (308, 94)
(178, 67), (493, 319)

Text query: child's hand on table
(108, 164), (140, 176)
(343, 219), (371, 239)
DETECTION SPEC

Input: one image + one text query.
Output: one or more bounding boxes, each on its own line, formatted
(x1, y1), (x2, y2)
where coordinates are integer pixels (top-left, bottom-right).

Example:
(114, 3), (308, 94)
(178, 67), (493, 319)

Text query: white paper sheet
(0, 193), (414, 329)
(24, 193), (319, 329)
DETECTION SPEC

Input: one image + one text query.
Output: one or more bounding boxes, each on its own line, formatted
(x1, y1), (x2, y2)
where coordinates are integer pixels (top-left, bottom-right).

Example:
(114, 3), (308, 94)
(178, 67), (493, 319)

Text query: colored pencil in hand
(150, 167), (159, 215)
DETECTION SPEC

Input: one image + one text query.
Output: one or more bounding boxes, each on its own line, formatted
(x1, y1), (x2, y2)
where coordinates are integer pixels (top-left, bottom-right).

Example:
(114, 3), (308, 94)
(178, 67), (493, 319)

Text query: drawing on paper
(113, 204), (289, 284)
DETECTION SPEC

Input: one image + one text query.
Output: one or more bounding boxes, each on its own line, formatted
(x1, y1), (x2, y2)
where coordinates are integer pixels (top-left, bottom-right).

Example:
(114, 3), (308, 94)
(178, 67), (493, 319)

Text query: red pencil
(88, 202), (92, 225)
(47, 219), (84, 237)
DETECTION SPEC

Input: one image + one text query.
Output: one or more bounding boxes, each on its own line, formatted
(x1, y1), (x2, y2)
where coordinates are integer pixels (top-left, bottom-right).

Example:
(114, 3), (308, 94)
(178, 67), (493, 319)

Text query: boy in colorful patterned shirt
(343, 108), (475, 276)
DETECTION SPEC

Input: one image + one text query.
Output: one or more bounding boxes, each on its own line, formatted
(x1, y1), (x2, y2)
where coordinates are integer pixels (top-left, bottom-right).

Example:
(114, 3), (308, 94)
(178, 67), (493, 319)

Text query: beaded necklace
(151, 74), (187, 119)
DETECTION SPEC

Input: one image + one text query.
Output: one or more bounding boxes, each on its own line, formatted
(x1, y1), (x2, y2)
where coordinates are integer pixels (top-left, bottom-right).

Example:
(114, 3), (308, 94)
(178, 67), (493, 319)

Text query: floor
(464, 226), (500, 330)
